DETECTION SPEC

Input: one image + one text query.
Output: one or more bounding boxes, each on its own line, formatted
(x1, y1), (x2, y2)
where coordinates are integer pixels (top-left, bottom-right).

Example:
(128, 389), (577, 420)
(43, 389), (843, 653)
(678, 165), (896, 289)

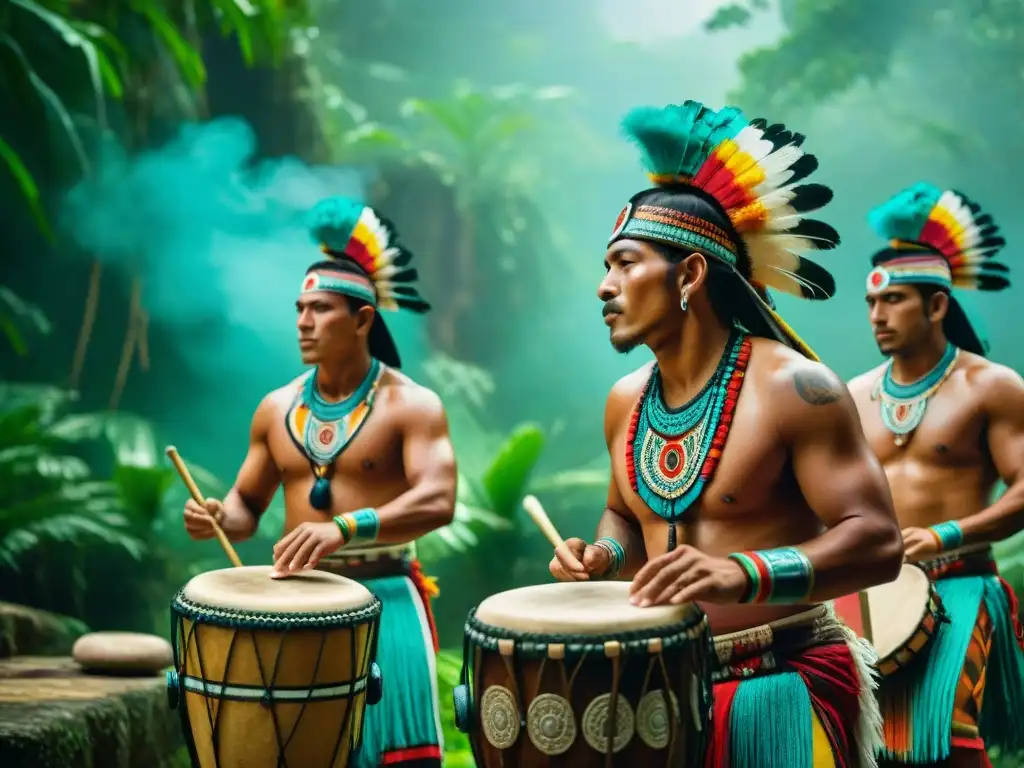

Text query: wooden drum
(168, 566), (383, 767)
(864, 562), (945, 676)
(453, 581), (712, 767)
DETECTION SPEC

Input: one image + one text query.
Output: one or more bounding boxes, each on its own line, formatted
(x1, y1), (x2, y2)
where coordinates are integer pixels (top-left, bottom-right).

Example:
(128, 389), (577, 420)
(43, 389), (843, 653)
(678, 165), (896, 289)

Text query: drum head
(474, 581), (698, 635)
(182, 565), (373, 613)
(866, 563), (931, 659)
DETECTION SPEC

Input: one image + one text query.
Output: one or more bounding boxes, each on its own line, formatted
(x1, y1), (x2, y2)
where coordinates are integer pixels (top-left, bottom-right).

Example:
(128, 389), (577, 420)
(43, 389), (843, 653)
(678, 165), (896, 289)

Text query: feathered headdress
(302, 196), (430, 368)
(610, 100), (840, 360)
(866, 182), (1009, 356)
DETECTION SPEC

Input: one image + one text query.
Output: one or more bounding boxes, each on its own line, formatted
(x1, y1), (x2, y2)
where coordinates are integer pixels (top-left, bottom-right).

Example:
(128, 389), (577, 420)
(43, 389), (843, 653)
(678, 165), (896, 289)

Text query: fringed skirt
(319, 543), (443, 767)
(706, 604), (883, 768)
(877, 545), (1024, 764)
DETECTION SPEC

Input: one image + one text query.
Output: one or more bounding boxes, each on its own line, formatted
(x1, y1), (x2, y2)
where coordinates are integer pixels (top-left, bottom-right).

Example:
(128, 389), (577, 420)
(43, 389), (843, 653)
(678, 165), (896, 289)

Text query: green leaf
(0, 138), (52, 239)
(9, 0), (108, 125)
(130, 1), (206, 87)
(210, 0), (256, 65)
(71, 21), (127, 99)
(0, 34), (90, 176)
(704, 4), (754, 31)
(50, 411), (158, 467)
(113, 464), (175, 525)
(481, 423), (545, 517)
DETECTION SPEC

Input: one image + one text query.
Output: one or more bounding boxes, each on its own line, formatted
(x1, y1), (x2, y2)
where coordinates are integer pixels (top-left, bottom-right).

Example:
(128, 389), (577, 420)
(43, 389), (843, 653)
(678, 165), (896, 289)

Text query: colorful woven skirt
(706, 604), (883, 768)
(319, 543), (443, 766)
(877, 545), (1024, 764)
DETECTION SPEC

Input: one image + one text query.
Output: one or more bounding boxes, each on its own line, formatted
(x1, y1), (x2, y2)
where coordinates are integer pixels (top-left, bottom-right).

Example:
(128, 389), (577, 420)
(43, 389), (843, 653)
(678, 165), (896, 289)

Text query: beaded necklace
(872, 342), (958, 447)
(626, 329), (751, 550)
(285, 358), (384, 510)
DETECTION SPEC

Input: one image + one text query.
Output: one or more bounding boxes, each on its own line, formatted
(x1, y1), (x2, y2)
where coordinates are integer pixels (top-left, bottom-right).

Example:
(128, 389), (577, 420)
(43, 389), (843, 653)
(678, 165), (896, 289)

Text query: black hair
(649, 241), (749, 328)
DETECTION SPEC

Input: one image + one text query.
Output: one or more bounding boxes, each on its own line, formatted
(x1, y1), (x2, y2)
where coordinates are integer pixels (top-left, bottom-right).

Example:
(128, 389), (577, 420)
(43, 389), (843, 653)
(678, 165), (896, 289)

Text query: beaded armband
(334, 508), (380, 546)
(928, 520), (964, 552)
(728, 547), (815, 604)
(593, 537), (626, 579)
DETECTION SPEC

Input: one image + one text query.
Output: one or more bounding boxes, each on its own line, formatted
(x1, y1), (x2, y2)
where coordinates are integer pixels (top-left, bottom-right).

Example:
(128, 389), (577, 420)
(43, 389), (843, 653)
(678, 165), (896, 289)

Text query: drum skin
(169, 566), (382, 768)
(459, 582), (712, 767)
(864, 563), (944, 677)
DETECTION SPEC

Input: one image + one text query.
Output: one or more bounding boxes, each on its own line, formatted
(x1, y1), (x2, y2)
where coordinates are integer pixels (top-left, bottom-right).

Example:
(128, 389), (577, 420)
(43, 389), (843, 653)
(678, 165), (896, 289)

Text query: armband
(594, 537), (626, 579)
(728, 547), (815, 604)
(928, 520), (964, 552)
(336, 508), (380, 545)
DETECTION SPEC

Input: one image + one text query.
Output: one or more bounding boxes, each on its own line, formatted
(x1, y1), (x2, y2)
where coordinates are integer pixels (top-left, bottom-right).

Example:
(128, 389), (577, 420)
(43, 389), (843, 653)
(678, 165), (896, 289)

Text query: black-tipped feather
(793, 258), (837, 300)
(973, 275), (1011, 291)
(787, 154), (818, 185)
(395, 297), (431, 313)
(791, 219), (840, 250)
(391, 268), (418, 284)
(789, 184), (833, 213)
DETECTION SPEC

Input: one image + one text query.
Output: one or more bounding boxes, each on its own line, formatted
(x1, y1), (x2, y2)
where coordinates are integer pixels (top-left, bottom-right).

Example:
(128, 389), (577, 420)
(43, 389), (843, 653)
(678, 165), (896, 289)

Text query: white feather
(763, 209), (803, 232)
(753, 187), (797, 211)
(374, 264), (401, 280)
(757, 144), (804, 180)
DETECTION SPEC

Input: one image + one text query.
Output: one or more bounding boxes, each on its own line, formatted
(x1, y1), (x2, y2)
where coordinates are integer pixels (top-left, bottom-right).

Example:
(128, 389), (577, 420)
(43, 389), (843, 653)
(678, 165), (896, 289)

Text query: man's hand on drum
(270, 521), (345, 578)
(183, 499), (226, 541)
(900, 527), (940, 562)
(628, 546), (747, 607)
(548, 538), (610, 582)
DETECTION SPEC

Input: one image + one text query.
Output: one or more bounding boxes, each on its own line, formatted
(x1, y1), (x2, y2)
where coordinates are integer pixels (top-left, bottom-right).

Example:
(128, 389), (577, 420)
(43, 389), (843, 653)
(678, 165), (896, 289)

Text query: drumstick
(165, 446), (244, 568)
(522, 494), (565, 549)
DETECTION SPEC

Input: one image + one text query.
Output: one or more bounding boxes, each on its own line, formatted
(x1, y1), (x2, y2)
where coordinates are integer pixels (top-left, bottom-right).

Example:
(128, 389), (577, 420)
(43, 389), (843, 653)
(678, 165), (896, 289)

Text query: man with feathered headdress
(547, 100), (903, 766)
(181, 197), (454, 767)
(847, 183), (1024, 766)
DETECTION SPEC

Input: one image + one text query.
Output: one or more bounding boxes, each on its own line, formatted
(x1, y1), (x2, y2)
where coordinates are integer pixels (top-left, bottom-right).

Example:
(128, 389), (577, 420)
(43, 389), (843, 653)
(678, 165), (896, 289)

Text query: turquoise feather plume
(868, 182), (942, 242)
(621, 102), (747, 180)
(307, 196), (364, 251)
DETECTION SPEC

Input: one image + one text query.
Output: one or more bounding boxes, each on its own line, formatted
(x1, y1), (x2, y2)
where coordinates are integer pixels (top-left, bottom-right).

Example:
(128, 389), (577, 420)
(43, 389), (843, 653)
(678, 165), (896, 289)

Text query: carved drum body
(453, 581), (712, 767)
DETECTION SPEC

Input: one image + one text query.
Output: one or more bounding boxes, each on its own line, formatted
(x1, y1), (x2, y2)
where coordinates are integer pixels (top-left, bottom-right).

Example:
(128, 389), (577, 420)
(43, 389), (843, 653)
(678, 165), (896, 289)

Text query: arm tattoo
(793, 369), (842, 406)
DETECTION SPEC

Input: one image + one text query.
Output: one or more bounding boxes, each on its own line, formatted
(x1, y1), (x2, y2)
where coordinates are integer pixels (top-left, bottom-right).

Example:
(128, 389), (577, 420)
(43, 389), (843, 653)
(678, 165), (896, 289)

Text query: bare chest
(267, 401), (405, 485)
(611, 384), (788, 527)
(858, 381), (986, 467)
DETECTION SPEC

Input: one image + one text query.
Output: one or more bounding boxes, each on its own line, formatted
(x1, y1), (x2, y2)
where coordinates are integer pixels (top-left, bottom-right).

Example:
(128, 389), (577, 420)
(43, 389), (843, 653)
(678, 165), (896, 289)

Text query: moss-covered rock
(0, 656), (183, 768)
(0, 602), (88, 658)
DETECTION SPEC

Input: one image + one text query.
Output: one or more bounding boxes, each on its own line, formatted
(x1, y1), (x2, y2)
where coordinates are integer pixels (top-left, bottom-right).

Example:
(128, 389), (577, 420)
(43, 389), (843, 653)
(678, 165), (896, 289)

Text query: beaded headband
(866, 252), (953, 294)
(611, 200), (739, 265)
(300, 270), (377, 306)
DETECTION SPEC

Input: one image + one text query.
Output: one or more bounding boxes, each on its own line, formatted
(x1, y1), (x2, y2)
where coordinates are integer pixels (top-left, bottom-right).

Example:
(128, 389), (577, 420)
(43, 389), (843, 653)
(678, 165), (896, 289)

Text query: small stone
(72, 632), (172, 675)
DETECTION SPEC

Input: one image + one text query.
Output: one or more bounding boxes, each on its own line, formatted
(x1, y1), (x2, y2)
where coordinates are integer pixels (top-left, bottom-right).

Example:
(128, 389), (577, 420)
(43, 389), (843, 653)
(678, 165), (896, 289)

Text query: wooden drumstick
(522, 494), (565, 550)
(165, 446), (244, 568)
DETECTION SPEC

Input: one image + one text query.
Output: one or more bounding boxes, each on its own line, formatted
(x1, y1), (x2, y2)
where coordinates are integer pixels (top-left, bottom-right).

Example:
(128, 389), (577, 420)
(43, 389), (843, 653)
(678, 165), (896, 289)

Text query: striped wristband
(928, 520), (963, 552)
(594, 537), (626, 579)
(335, 508), (380, 545)
(728, 547), (815, 604)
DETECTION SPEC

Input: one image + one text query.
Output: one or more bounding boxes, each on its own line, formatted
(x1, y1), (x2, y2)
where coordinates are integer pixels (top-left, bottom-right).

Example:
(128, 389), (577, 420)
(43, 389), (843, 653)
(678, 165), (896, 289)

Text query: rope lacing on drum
(171, 593), (382, 767)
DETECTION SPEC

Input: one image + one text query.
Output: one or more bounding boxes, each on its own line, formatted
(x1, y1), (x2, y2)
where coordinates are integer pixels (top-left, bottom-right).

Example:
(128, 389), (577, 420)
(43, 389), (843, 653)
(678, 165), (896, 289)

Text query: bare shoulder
(847, 362), (886, 400)
(606, 362), (653, 418)
(379, 367), (446, 422)
(253, 381), (300, 433)
(749, 339), (858, 445)
(962, 353), (1024, 411)
(749, 338), (847, 407)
